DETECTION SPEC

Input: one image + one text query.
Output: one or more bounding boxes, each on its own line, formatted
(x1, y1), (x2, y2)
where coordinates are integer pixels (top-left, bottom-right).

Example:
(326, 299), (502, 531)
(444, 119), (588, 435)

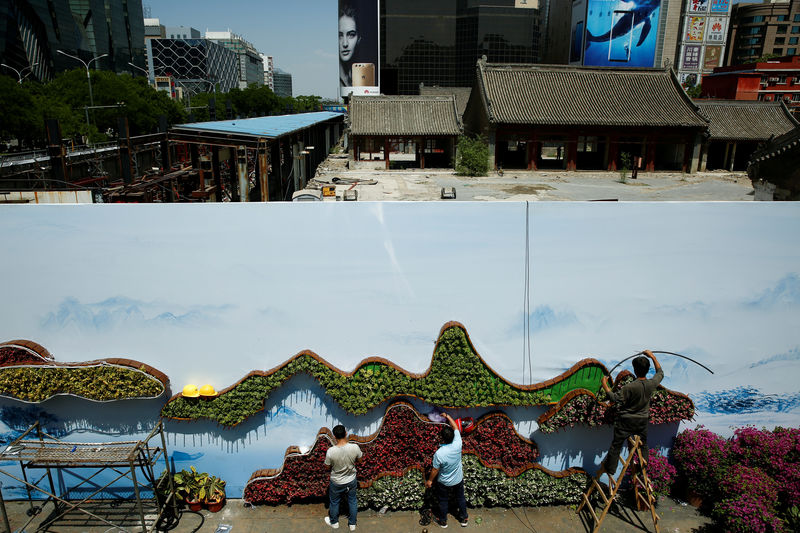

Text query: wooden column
(228, 149), (239, 201)
(420, 137), (426, 169)
(567, 132), (578, 171)
(258, 143), (269, 202)
(607, 134), (619, 171)
(385, 138), (390, 170)
(645, 137), (656, 171)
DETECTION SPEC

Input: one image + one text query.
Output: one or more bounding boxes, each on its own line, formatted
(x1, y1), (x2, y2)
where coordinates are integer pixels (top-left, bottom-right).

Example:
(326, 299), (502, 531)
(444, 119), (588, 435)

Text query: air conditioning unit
(768, 77), (780, 82)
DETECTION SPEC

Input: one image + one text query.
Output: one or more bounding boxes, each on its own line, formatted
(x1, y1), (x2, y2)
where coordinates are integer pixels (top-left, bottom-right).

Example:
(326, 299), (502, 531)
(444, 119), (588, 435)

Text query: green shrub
(456, 135), (489, 176)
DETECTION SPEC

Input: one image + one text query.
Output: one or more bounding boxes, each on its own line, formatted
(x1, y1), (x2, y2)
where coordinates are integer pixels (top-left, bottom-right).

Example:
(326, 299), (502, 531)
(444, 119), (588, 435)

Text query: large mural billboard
(582, 0), (662, 67)
(569, 0), (587, 64)
(1, 203), (799, 502)
(338, 0), (379, 98)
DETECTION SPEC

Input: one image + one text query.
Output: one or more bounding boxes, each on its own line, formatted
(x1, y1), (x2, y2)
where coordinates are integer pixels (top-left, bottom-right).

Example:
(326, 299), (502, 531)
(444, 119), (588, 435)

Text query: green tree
(456, 135), (489, 176)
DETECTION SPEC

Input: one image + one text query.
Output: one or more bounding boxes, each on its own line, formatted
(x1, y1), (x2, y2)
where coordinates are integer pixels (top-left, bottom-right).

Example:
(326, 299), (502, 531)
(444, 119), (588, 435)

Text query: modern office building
(0, 0), (145, 82)
(273, 67), (292, 97)
(702, 55), (800, 113)
(146, 38), (239, 97)
(206, 30), (264, 88)
(165, 26), (201, 39)
(727, 0), (800, 66)
(379, 0), (545, 95)
(144, 18), (166, 40)
(260, 53), (274, 90)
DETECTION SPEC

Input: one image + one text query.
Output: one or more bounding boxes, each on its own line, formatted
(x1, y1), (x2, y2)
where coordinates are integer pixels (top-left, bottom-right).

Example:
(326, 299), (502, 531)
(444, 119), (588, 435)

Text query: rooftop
(171, 112), (342, 140)
(474, 61), (708, 128)
(349, 95), (463, 136)
(696, 100), (799, 141)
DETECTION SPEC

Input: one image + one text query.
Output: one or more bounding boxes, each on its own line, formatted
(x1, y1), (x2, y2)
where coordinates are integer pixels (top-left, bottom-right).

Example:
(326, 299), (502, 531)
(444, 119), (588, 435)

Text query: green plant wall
(162, 322), (609, 426)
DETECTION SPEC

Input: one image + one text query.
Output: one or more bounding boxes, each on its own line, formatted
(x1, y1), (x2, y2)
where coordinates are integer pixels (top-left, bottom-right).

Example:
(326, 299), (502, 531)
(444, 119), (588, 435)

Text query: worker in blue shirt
(425, 412), (468, 528)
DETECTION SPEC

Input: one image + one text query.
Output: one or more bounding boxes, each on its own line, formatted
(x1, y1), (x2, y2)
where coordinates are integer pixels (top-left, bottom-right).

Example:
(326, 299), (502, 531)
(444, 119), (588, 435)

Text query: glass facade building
(380, 0), (544, 94)
(147, 38), (239, 95)
(0, 0), (145, 82)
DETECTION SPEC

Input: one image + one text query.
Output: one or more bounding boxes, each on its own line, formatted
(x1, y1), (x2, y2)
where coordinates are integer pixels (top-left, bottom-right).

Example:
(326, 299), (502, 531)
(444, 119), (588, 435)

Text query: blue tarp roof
(173, 111), (343, 139)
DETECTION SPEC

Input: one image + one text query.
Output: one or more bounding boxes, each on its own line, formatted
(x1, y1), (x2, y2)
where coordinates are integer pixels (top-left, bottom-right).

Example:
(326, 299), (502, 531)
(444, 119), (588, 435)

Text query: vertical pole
(159, 115), (171, 172)
(729, 142), (737, 171)
(384, 138), (390, 170)
(212, 146), (222, 202)
(118, 116), (133, 184)
(129, 455), (147, 532)
(228, 148), (238, 201)
(45, 119), (67, 184)
(237, 146), (248, 202)
(258, 143), (269, 202)
(0, 481), (11, 533)
(567, 132), (578, 171)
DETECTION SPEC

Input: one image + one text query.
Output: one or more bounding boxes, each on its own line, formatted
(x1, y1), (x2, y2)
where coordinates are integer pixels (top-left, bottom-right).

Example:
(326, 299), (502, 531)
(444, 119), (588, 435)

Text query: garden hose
(595, 350), (713, 406)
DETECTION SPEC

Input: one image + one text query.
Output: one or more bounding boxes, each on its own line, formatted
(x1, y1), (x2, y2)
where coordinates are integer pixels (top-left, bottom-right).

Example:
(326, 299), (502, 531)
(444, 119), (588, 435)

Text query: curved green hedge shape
(0, 362), (166, 402)
(162, 321), (608, 426)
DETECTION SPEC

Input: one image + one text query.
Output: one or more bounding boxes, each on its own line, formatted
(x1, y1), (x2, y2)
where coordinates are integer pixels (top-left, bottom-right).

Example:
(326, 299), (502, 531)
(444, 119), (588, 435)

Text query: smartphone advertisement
(338, 0), (380, 97)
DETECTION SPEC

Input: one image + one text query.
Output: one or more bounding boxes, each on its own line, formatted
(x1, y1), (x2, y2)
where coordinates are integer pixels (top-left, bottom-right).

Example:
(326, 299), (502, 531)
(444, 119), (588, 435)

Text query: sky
(148, 0), (339, 99)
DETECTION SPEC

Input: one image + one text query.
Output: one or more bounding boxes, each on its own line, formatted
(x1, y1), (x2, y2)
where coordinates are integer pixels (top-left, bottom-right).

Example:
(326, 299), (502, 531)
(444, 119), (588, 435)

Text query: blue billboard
(583, 0), (662, 67)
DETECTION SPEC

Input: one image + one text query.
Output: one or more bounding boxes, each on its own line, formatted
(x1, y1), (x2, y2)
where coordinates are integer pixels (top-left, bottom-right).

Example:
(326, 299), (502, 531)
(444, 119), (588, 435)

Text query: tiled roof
(419, 86), (472, 117)
(696, 100), (799, 141)
(749, 124), (800, 164)
(475, 61), (708, 128)
(349, 95), (462, 136)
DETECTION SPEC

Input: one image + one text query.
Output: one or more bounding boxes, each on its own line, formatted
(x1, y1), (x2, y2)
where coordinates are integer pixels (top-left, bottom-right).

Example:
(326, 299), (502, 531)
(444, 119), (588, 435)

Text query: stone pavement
(2, 497), (713, 532)
(310, 157), (754, 202)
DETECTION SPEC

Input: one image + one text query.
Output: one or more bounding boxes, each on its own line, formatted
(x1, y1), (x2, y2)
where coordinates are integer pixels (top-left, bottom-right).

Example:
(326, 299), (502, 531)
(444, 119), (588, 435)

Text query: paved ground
(2, 496), (714, 533)
(310, 156), (754, 202)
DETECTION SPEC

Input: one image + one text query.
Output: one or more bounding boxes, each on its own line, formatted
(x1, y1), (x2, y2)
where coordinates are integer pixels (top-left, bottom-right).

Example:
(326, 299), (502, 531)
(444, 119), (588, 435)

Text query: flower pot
(186, 498), (203, 512)
(205, 497), (225, 513)
(686, 489), (703, 508)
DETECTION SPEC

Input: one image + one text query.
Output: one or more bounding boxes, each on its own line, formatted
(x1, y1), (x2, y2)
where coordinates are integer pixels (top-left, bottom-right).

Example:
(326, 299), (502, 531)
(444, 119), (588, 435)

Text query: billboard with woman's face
(339, 0), (380, 97)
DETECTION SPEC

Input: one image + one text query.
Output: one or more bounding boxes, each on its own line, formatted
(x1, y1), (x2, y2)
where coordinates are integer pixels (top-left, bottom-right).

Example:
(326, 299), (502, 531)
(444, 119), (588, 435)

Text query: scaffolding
(0, 420), (176, 532)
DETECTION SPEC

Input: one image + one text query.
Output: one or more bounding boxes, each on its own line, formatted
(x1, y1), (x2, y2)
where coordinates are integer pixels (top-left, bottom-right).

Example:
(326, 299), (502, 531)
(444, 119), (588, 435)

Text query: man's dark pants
(329, 479), (358, 526)
(435, 480), (467, 524)
(603, 415), (649, 474)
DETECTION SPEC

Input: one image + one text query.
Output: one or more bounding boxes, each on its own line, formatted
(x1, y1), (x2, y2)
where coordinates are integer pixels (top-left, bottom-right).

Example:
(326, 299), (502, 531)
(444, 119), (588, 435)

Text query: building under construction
(0, 112), (345, 203)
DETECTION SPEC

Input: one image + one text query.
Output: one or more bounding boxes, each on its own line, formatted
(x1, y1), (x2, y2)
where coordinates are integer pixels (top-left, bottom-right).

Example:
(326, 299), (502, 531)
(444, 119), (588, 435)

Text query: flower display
(712, 464), (784, 533)
(624, 449), (676, 497)
(162, 322), (612, 426)
(0, 340), (53, 366)
(538, 373), (695, 433)
(243, 402), (541, 505)
(672, 425), (730, 499)
(0, 361), (167, 402)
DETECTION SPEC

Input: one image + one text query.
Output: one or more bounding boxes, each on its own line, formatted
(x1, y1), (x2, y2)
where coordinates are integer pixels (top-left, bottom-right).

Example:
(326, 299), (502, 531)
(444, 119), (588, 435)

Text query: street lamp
(1, 62), (39, 83)
(57, 50), (108, 139)
(127, 61), (153, 83)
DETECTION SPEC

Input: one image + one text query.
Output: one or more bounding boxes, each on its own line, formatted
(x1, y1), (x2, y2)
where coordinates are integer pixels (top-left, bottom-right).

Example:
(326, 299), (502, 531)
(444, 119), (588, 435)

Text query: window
(795, 14), (800, 22)
(788, 48), (797, 55)
(792, 26), (800, 34)
(776, 37), (786, 44)
(777, 15), (787, 22)
(791, 37), (799, 44)
(773, 48), (784, 55)
(778, 76), (787, 83)
(793, 93), (800, 101)
(745, 26), (762, 35)
(753, 16), (765, 23)
(777, 26), (788, 34)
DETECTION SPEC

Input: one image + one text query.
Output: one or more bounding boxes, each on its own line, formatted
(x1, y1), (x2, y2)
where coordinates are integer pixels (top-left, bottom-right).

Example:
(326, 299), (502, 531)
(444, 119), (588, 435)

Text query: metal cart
(0, 420), (176, 532)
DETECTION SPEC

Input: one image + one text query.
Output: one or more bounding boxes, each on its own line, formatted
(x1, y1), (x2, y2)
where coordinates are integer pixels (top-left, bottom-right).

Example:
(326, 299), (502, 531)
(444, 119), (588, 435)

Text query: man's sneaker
(349, 525), (356, 531)
(433, 516), (448, 528)
(324, 516), (339, 529)
(460, 518), (469, 527)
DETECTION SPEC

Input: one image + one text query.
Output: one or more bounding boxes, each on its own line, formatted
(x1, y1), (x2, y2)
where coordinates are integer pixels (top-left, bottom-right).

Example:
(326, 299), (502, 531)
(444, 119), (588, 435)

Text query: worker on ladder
(597, 350), (664, 479)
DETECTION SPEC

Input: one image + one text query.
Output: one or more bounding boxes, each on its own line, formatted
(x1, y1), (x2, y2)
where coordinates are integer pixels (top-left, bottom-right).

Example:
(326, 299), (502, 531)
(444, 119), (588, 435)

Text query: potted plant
(203, 475), (227, 512)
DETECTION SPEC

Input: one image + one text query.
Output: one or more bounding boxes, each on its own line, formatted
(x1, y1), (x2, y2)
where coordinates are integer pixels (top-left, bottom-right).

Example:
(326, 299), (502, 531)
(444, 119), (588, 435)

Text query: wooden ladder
(576, 435), (660, 533)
